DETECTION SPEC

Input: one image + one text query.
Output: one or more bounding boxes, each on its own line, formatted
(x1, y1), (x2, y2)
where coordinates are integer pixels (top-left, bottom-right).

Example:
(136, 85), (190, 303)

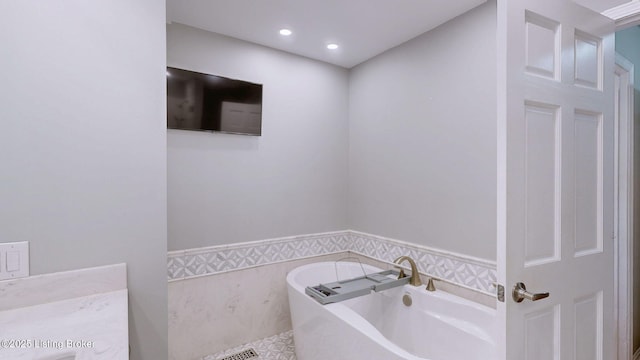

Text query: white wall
(0, 2), (167, 359)
(615, 24), (640, 355)
(167, 24), (349, 251)
(348, 1), (497, 260)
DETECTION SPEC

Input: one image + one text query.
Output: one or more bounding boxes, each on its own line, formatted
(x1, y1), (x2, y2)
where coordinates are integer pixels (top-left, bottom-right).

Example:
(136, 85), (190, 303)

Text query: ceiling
(167, 0), (640, 69)
(166, 0), (486, 68)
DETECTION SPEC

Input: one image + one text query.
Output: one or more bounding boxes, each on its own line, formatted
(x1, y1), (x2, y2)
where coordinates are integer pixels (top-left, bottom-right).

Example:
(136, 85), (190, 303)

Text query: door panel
(574, 291), (604, 360)
(524, 305), (561, 360)
(497, 0), (614, 359)
(523, 102), (561, 267)
(574, 110), (603, 257)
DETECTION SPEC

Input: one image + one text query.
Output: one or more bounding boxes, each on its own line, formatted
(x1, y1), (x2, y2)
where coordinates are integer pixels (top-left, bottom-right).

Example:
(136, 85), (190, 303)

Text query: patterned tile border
(167, 231), (350, 281)
(348, 231), (497, 295)
(167, 230), (497, 295)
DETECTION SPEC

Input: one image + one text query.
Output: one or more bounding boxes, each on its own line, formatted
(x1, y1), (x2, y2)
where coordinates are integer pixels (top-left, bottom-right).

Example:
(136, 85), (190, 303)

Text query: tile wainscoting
(168, 230), (497, 294)
(168, 231), (497, 359)
(169, 253), (377, 359)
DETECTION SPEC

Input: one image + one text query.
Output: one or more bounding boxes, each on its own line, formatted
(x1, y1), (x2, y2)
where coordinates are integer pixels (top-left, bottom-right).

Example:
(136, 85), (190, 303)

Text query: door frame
(614, 52), (634, 360)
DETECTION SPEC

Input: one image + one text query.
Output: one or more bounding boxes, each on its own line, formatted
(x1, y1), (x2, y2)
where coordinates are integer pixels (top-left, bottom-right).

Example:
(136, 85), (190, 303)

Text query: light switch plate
(0, 241), (29, 280)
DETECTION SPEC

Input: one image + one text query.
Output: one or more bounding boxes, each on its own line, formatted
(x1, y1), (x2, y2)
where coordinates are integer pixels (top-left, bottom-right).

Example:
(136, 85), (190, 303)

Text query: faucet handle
(425, 278), (436, 291)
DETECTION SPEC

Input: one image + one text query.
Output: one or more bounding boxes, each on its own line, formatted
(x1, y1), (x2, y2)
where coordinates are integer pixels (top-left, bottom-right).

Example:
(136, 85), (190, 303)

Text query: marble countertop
(0, 264), (128, 360)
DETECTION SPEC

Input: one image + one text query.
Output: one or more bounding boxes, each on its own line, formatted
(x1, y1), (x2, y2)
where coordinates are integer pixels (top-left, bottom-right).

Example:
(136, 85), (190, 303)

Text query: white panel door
(496, 0), (615, 359)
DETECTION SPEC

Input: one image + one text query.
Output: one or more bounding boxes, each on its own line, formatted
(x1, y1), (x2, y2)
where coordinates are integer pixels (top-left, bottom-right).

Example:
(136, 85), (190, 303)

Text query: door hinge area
(494, 283), (505, 302)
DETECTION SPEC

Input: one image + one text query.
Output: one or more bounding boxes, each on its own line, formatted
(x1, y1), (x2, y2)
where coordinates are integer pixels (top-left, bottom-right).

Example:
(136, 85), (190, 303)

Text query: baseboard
(634, 347), (640, 360)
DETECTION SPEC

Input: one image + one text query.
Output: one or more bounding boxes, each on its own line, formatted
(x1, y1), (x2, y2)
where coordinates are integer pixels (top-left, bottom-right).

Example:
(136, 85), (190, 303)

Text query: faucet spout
(393, 256), (422, 286)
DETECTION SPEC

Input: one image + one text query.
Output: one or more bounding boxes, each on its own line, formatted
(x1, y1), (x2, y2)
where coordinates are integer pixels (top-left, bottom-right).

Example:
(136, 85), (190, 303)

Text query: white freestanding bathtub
(286, 261), (496, 360)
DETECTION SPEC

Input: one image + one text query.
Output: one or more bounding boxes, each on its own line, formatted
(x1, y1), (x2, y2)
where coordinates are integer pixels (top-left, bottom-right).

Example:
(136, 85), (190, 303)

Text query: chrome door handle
(512, 282), (549, 303)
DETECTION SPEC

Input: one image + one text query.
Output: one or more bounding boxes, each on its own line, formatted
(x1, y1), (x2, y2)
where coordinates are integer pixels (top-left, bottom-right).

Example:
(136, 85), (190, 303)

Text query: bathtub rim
(287, 260), (497, 360)
(286, 261), (496, 315)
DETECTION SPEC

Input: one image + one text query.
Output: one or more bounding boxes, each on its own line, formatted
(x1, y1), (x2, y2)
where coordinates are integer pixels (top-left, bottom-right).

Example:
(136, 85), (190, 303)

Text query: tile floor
(204, 331), (296, 360)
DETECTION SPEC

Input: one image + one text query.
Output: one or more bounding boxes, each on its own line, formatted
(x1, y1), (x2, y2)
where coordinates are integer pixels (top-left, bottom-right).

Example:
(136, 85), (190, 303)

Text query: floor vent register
(219, 348), (259, 360)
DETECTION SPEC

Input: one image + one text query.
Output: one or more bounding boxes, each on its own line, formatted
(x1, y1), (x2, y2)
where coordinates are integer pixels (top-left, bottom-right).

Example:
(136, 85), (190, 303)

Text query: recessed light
(279, 29), (292, 36)
(327, 43), (339, 50)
